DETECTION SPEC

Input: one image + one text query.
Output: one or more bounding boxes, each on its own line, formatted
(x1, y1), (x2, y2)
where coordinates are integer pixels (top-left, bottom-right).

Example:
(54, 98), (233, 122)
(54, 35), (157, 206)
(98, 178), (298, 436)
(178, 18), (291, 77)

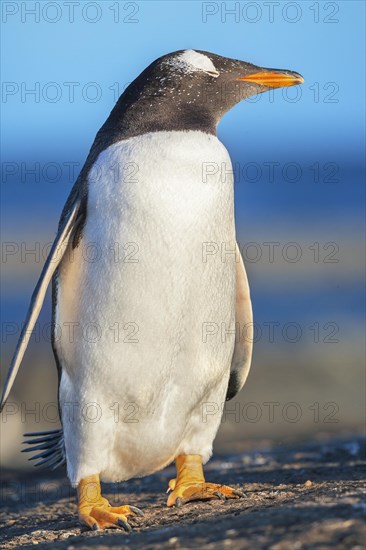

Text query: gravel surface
(0, 435), (365, 549)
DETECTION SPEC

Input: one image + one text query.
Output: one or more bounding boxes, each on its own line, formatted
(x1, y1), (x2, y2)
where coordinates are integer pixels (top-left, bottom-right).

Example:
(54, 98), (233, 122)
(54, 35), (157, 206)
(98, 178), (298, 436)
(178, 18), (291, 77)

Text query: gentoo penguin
(1, 50), (303, 530)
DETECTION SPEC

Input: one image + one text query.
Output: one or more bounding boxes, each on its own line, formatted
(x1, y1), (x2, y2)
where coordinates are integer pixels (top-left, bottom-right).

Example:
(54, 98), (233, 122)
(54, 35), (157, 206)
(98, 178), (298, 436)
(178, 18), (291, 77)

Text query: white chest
(57, 131), (237, 385)
(87, 130), (234, 243)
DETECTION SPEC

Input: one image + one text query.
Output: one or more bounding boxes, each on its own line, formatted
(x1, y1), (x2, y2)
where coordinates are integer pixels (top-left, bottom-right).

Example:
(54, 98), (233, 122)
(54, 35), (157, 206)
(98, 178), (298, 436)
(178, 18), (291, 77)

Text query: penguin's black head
(107, 49), (304, 137)
(151, 49), (303, 112)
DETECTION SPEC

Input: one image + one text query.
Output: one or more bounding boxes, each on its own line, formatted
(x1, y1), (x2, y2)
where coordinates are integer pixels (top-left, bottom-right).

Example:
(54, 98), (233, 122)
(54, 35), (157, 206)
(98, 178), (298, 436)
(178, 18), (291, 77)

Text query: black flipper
(226, 243), (253, 401)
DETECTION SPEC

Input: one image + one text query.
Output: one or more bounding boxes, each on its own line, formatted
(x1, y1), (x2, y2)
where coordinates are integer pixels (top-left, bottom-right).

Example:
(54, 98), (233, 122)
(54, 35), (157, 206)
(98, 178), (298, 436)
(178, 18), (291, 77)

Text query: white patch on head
(168, 50), (219, 77)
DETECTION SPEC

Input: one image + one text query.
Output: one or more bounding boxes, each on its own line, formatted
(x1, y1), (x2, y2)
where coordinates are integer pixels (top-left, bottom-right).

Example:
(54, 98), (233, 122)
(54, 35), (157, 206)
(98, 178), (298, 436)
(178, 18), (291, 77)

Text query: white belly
(55, 131), (237, 484)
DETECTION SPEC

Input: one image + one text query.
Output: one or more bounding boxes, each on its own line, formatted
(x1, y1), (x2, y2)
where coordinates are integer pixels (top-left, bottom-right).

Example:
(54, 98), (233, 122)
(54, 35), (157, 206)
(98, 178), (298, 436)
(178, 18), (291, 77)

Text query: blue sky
(2, 0), (365, 162)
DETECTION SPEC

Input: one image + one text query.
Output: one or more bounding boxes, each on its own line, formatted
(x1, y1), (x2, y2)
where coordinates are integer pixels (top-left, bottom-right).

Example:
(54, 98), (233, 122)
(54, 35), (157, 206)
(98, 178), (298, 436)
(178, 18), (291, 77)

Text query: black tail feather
(22, 435), (60, 446)
(22, 429), (66, 470)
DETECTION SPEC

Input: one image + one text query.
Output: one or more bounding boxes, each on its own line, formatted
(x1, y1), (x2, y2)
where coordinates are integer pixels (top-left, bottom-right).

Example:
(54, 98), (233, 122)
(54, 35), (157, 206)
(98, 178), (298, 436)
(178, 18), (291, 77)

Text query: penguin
(1, 50), (303, 531)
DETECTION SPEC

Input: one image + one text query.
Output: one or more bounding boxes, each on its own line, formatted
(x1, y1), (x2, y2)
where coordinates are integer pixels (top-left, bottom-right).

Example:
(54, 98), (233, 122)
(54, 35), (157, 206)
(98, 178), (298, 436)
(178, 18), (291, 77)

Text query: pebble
(59, 532), (75, 540)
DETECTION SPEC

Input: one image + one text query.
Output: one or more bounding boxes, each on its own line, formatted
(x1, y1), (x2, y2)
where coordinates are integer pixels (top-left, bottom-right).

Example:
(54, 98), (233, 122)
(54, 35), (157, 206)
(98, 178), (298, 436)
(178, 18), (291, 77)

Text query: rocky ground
(0, 435), (365, 549)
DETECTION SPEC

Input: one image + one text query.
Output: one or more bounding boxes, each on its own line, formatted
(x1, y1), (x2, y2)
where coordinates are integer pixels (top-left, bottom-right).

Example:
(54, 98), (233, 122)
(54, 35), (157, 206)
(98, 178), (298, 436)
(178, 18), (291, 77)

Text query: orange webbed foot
(166, 455), (245, 507)
(78, 474), (144, 531)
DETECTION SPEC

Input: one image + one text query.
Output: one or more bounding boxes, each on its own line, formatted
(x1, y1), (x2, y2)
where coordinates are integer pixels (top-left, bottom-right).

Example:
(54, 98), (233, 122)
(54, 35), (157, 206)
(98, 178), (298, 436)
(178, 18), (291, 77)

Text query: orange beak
(239, 70), (304, 88)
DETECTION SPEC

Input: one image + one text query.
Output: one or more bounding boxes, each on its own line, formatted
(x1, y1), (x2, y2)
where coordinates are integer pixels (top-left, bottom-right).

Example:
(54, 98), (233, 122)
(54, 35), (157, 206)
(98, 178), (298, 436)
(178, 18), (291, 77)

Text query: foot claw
(117, 518), (132, 532)
(175, 497), (184, 507)
(233, 489), (246, 498)
(129, 505), (144, 517)
(213, 491), (227, 501)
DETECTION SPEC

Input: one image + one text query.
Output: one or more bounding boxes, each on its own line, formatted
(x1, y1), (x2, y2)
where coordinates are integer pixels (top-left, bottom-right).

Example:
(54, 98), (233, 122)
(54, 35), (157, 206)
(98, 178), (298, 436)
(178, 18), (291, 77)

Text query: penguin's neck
(99, 95), (218, 142)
